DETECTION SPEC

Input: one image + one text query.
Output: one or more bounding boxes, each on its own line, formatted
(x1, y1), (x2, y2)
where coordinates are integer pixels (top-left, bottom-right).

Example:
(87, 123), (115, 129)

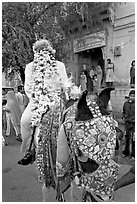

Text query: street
(2, 126), (135, 202)
(2, 127), (43, 202)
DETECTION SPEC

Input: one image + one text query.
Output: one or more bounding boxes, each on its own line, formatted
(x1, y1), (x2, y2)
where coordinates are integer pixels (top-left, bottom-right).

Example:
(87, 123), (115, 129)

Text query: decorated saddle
(56, 88), (120, 201)
(36, 104), (60, 188)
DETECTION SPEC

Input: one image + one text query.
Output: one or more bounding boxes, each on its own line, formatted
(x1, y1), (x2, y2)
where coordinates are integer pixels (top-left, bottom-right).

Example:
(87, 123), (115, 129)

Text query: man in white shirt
(18, 39), (70, 165)
(15, 86), (25, 115)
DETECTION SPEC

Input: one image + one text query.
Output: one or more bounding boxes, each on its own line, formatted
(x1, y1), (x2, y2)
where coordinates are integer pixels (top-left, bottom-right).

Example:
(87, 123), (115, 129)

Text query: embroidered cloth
(57, 100), (120, 198)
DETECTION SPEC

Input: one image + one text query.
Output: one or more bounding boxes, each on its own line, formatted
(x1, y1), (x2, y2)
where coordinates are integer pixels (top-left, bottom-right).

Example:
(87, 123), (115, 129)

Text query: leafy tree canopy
(2, 2), (101, 83)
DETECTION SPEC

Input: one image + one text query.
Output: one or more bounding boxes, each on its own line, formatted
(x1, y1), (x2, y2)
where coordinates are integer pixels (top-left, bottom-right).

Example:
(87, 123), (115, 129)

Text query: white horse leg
(42, 182), (74, 202)
(62, 182), (74, 202)
(42, 183), (56, 202)
(70, 181), (83, 202)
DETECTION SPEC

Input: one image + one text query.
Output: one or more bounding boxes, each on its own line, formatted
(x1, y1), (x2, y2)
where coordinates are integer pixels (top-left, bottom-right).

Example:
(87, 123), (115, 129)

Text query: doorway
(90, 47), (104, 76)
(78, 47), (104, 89)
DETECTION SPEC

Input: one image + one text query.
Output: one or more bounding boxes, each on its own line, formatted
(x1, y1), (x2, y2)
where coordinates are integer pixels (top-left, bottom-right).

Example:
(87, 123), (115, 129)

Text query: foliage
(2, 2), (100, 83)
(2, 2), (36, 83)
(2, 23), (33, 83)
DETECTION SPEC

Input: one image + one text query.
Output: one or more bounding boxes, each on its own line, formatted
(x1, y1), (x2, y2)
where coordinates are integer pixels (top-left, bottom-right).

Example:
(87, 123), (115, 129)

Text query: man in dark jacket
(122, 90), (135, 157)
(130, 60), (135, 88)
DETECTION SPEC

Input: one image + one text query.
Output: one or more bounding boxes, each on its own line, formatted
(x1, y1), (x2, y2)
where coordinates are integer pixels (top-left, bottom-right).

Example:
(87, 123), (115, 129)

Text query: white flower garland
(30, 40), (82, 128)
(31, 45), (61, 127)
(68, 84), (82, 100)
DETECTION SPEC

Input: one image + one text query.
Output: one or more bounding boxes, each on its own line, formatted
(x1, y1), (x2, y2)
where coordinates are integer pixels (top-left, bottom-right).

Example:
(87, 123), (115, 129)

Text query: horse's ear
(77, 90), (88, 109)
(98, 87), (115, 109)
(76, 90), (93, 121)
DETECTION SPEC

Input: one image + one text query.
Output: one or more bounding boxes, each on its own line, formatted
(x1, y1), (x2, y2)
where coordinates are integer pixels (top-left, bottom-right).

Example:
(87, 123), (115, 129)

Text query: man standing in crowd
(80, 71), (87, 91)
(15, 85), (25, 115)
(96, 60), (103, 90)
(122, 90), (135, 158)
(130, 60), (135, 88)
(105, 58), (114, 87)
(89, 65), (95, 92)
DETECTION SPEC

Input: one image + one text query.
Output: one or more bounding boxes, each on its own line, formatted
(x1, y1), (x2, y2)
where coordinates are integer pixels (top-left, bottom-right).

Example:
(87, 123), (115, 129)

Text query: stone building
(63, 2), (135, 86)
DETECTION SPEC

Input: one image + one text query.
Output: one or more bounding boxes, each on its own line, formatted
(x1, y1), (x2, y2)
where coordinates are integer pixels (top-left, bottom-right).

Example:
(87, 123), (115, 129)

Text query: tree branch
(30, 2), (58, 27)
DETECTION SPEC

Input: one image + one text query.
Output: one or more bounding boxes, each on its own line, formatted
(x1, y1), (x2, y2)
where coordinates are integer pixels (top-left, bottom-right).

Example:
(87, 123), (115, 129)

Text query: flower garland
(30, 40), (82, 128)
(30, 42), (61, 127)
(68, 84), (82, 100)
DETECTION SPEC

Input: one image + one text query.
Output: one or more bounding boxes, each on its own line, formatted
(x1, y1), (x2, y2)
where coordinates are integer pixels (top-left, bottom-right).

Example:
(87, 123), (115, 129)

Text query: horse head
(75, 87), (115, 121)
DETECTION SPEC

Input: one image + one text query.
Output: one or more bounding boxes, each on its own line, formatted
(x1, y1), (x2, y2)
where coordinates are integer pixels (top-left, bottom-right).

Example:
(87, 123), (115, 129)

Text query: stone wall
(113, 2), (135, 83)
(110, 87), (132, 117)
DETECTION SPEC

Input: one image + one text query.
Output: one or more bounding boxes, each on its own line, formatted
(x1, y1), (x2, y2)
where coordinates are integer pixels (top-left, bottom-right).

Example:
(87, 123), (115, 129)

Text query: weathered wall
(113, 2), (135, 84)
(111, 88), (131, 115)
(66, 2), (135, 86)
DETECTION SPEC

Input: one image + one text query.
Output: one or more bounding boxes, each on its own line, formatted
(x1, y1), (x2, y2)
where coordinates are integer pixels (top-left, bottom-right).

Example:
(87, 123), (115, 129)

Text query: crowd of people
(80, 59), (135, 93)
(80, 58), (115, 93)
(2, 39), (135, 202)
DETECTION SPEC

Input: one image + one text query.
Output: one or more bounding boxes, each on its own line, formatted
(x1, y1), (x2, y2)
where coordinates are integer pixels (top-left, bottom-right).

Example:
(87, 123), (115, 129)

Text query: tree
(2, 22), (33, 83)
(2, 2), (103, 83)
(2, 2), (58, 83)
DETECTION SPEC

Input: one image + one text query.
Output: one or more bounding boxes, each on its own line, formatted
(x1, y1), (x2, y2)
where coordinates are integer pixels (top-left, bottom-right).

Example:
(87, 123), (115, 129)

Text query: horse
(36, 87), (121, 202)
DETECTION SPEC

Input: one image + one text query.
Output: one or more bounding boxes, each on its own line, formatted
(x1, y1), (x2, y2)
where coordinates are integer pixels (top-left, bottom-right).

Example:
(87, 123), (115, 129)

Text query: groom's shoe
(18, 150), (35, 166)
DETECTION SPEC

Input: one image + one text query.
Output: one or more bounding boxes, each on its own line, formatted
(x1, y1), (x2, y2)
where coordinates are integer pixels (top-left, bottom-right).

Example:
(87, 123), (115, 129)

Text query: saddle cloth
(57, 100), (120, 199)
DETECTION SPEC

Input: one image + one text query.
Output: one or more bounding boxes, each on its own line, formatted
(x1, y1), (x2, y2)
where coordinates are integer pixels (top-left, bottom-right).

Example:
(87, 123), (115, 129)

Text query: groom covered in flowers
(18, 39), (80, 165)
